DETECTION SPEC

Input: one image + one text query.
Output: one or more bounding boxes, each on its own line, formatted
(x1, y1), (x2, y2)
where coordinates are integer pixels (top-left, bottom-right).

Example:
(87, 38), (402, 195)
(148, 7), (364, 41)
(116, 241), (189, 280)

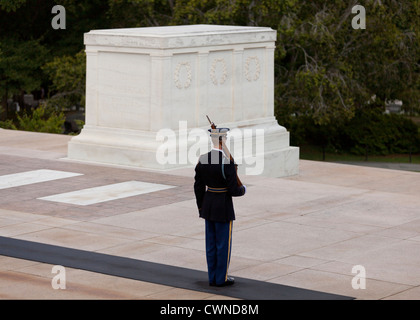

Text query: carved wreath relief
(173, 55), (261, 89)
(210, 58), (228, 86)
(244, 56), (260, 82)
(173, 61), (192, 89)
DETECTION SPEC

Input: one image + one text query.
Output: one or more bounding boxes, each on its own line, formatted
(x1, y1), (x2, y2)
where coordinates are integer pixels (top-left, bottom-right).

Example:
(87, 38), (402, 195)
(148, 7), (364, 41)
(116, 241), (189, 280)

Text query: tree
(0, 0), (109, 120)
(275, 0), (420, 125)
(42, 50), (86, 111)
(0, 38), (48, 119)
(171, 0), (296, 27)
(107, 0), (174, 28)
(0, 0), (26, 12)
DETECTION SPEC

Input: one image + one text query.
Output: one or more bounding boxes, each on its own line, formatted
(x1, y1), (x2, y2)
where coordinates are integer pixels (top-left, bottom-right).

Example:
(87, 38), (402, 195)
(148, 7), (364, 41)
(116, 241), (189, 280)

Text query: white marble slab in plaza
(38, 181), (175, 206)
(0, 169), (83, 190)
(68, 24), (299, 177)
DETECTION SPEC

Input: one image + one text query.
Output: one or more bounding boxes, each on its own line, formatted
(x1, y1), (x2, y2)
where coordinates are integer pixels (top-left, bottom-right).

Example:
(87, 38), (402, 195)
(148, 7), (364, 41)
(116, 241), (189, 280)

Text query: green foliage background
(0, 0), (419, 152)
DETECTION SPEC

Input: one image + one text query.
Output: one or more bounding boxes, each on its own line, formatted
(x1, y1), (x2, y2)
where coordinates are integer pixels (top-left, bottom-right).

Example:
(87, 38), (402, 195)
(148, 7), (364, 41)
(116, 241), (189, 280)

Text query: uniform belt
(207, 187), (228, 193)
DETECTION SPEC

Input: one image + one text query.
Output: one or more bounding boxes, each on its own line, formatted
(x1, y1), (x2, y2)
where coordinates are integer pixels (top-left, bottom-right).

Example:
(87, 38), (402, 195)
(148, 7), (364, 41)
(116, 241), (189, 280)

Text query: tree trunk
(1, 88), (8, 121)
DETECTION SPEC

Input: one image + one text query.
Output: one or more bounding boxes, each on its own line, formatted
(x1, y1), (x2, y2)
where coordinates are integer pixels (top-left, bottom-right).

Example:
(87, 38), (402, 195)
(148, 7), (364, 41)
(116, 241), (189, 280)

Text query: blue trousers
(205, 220), (233, 285)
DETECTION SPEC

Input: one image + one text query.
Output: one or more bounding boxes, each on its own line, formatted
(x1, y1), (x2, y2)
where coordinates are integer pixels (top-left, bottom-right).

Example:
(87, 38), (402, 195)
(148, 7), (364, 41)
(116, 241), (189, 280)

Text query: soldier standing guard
(194, 127), (246, 287)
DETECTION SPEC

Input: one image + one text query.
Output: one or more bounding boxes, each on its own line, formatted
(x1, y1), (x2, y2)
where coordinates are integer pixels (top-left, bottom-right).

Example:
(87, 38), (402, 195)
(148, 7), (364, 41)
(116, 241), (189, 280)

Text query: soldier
(194, 127), (246, 287)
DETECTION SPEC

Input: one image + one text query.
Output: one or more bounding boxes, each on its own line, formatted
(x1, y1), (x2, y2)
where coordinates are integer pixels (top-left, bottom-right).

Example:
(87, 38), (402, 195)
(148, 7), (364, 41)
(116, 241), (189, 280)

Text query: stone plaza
(1, 128), (420, 299)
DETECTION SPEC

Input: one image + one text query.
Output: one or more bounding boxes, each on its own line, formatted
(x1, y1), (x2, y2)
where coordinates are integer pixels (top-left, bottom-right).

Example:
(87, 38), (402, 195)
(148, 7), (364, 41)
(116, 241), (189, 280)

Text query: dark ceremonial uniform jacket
(194, 149), (246, 222)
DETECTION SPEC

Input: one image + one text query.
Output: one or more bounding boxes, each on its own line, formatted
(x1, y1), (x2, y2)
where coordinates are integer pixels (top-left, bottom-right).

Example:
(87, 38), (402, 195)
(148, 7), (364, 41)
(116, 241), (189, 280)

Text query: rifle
(206, 115), (243, 187)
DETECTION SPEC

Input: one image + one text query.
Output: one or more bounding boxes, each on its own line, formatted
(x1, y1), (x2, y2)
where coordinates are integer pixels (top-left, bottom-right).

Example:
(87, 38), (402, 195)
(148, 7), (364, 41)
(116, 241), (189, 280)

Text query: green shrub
(344, 110), (420, 155)
(16, 104), (65, 134)
(284, 109), (420, 156)
(0, 118), (17, 130)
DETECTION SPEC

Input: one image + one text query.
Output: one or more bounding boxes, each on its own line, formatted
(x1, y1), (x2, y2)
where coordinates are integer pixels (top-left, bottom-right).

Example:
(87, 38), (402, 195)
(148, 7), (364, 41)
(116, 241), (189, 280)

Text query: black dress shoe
(216, 276), (235, 287)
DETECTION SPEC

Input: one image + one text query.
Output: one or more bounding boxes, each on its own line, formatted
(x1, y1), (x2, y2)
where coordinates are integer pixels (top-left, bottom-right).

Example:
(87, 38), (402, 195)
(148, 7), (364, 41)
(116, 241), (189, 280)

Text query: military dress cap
(208, 128), (230, 137)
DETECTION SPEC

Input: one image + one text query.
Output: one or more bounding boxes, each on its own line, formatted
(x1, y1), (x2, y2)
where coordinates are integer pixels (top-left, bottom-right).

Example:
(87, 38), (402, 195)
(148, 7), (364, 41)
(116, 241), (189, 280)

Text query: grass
(299, 144), (420, 164)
